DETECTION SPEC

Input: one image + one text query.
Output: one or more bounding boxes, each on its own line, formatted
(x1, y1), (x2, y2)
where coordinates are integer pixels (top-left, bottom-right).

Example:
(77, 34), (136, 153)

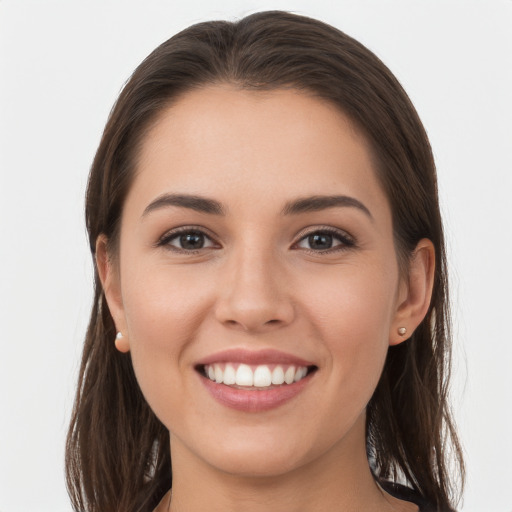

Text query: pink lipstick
(195, 349), (317, 412)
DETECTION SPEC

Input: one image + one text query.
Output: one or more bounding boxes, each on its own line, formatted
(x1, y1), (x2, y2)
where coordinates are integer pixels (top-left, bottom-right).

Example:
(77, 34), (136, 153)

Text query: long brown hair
(66, 11), (464, 511)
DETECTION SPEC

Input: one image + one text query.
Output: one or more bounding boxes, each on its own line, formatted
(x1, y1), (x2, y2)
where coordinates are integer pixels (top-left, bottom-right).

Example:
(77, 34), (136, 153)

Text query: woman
(66, 10), (464, 512)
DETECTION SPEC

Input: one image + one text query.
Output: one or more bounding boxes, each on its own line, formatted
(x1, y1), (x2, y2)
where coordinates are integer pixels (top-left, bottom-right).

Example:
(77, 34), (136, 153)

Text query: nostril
(214, 289), (295, 332)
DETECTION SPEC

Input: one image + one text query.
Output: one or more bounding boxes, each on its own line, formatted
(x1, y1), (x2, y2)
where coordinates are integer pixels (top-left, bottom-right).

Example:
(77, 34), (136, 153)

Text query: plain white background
(0, 1), (511, 511)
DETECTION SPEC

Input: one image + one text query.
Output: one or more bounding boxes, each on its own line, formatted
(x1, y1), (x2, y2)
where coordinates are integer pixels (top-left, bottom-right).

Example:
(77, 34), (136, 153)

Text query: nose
(214, 249), (295, 333)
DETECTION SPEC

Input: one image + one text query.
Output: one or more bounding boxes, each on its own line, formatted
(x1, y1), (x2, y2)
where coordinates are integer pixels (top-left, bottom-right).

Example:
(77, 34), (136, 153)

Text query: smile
(203, 363), (310, 388)
(196, 349), (317, 412)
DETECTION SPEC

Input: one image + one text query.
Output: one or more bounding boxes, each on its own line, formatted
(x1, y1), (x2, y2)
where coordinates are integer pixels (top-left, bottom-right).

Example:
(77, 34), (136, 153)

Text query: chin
(206, 446), (309, 479)
(183, 422), (341, 480)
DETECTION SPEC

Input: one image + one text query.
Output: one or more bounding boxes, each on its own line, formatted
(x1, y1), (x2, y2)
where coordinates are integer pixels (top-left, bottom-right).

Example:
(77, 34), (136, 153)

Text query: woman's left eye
(159, 229), (217, 251)
(295, 230), (354, 252)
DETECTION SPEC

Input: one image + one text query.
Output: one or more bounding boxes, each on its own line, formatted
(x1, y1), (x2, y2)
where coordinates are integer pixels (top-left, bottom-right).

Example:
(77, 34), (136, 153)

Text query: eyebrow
(142, 193), (372, 220)
(142, 193), (225, 217)
(282, 195), (373, 219)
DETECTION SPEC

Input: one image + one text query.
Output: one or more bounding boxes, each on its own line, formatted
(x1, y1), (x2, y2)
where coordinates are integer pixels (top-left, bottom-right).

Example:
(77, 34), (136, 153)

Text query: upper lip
(196, 348), (316, 367)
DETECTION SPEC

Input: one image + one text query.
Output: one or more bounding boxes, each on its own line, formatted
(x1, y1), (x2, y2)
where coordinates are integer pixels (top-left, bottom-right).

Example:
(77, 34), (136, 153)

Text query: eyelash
(292, 226), (355, 254)
(157, 226), (218, 253)
(156, 226), (356, 254)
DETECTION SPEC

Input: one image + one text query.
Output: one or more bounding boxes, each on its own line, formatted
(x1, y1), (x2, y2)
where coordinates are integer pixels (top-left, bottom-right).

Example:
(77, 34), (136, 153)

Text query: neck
(166, 416), (413, 512)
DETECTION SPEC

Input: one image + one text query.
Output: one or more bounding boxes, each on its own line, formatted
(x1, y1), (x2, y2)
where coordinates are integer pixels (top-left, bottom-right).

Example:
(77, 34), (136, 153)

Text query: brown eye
(295, 229), (354, 252)
(161, 229), (217, 252)
(307, 233), (334, 250)
(179, 232), (206, 250)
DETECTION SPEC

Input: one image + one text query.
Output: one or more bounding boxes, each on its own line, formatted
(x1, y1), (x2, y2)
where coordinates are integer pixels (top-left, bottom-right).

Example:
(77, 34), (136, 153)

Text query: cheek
(119, 260), (215, 413)
(302, 262), (398, 394)
(122, 258), (213, 341)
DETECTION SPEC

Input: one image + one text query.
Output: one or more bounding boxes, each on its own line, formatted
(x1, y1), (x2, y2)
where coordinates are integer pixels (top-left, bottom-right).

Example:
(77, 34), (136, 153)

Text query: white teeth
(235, 364), (253, 386)
(223, 364), (236, 385)
(205, 363), (309, 387)
(253, 365), (272, 387)
(294, 366), (307, 382)
(271, 366), (285, 385)
(284, 366), (296, 384)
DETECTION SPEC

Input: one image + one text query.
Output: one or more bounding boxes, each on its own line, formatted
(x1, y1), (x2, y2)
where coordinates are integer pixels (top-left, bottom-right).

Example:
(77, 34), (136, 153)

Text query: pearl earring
(114, 331), (130, 353)
(397, 327), (407, 336)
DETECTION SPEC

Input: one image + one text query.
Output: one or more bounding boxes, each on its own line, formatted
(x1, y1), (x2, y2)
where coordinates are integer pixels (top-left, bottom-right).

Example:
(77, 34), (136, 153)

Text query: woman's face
(103, 86), (411, 477)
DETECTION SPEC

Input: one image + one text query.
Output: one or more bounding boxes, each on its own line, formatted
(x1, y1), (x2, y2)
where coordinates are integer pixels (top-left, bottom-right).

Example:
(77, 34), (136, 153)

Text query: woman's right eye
(159, 229), (217, 252)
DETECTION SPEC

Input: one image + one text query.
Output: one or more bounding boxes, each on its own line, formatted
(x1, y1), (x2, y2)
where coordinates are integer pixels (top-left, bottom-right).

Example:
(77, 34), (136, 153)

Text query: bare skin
(97, 86), (432, 512)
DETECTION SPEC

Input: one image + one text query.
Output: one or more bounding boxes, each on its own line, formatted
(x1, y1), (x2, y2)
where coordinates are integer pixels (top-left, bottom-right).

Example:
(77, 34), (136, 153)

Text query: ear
(390, 239), (435, 346)
(95, 234), (130, 353)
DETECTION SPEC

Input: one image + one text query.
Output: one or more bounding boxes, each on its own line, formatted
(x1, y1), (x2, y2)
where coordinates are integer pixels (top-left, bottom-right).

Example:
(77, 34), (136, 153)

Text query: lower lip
(199, 373), (313, 412)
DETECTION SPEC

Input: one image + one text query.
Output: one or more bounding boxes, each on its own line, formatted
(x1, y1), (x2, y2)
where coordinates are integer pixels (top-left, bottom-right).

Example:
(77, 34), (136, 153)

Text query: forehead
(128, 86), (389, 219)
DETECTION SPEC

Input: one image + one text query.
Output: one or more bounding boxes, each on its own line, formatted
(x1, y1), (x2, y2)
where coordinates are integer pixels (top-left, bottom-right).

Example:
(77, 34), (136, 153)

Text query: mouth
(194, 349), (318, 411)
(198, 362), (317, 389)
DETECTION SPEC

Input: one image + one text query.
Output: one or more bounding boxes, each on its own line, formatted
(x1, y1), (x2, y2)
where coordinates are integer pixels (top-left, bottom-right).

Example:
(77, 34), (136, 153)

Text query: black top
(380, 481), (437, 511)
